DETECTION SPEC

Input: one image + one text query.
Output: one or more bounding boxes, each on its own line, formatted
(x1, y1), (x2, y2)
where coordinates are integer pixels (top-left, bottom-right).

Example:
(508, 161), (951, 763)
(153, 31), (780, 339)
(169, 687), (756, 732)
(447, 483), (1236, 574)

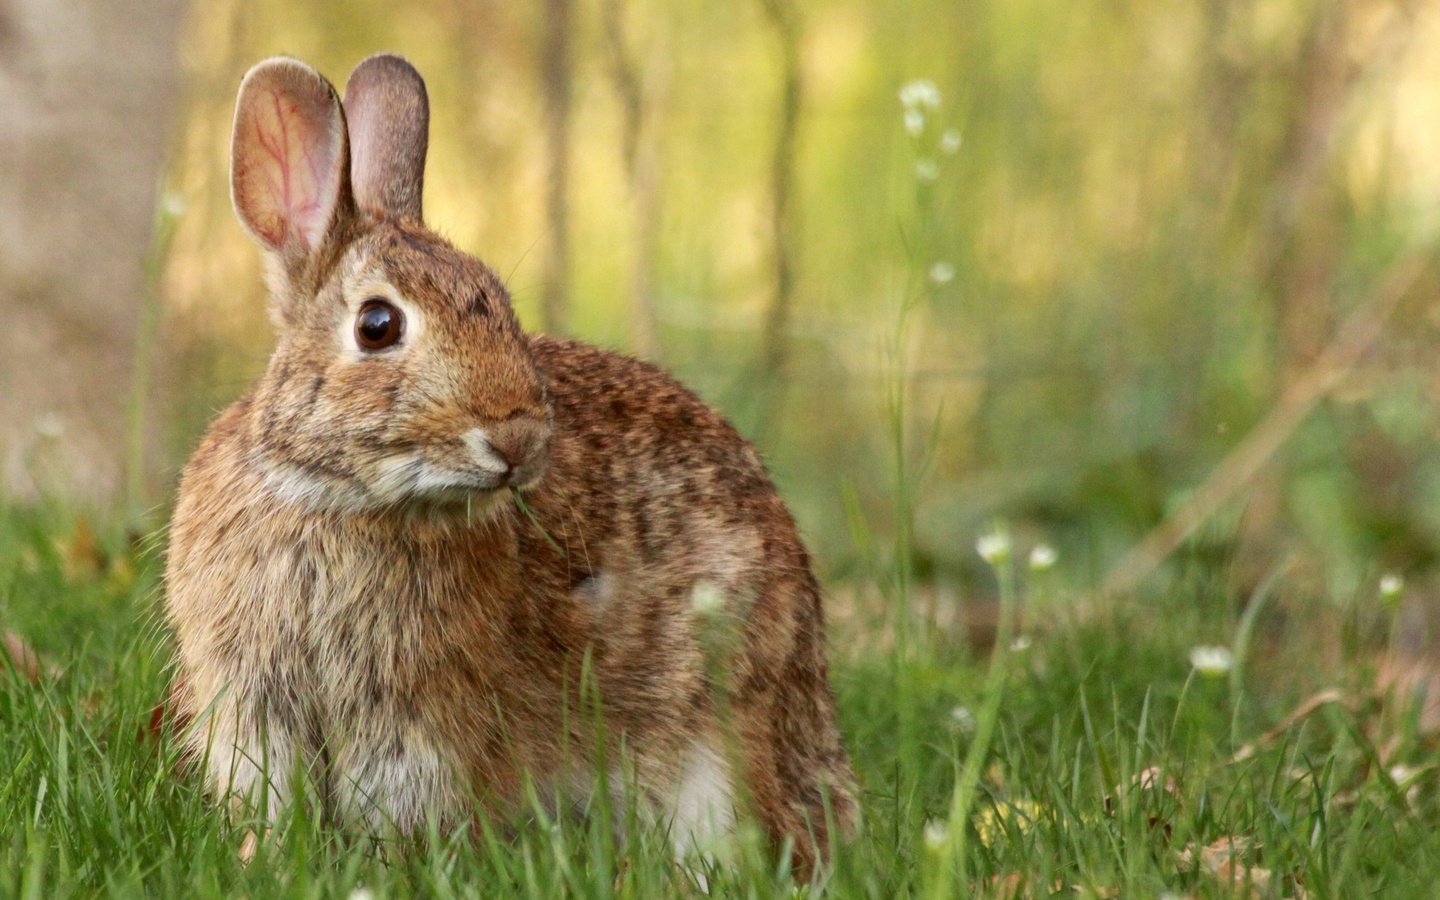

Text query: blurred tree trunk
(0, 0), (185, 509)
(603, 0), (665, 361)
(754, 0), (802, 435)
(540, 0), (571, 334)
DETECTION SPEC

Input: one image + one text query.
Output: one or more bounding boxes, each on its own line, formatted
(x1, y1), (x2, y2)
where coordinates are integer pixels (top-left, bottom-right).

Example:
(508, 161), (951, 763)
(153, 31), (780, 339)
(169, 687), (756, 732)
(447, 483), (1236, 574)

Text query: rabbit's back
(525, 337), (857, 866)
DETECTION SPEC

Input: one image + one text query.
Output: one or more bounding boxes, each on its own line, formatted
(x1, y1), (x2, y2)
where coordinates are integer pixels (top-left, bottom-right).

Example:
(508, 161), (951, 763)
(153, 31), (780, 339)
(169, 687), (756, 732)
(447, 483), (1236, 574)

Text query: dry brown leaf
(57, 516), (105, 579)
(1133, 766), (1177, 794)
(1178, 836), (1272, 898)
(988, 872), (1028, 899)
(2, 631), (43, 682)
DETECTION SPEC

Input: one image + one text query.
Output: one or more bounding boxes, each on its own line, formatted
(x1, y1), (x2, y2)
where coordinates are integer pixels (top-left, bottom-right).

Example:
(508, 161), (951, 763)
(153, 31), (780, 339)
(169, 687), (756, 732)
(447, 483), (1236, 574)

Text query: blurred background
(5, 0), (1440, 642)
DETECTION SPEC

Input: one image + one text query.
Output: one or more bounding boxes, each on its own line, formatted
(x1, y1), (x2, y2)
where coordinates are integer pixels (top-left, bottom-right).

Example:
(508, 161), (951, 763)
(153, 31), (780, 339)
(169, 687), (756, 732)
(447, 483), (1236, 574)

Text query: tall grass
(4, 500), (1439, 896)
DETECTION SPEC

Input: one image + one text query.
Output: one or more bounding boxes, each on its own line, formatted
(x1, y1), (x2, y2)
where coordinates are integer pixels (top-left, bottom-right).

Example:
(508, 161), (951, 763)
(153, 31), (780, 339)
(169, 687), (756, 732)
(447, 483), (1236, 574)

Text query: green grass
(2, 504), (1438, 898)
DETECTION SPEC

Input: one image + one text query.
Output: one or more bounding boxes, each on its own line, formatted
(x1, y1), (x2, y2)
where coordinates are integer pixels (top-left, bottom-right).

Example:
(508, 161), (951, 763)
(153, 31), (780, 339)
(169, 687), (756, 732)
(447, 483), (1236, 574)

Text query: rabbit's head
(228, 55), (550, 514)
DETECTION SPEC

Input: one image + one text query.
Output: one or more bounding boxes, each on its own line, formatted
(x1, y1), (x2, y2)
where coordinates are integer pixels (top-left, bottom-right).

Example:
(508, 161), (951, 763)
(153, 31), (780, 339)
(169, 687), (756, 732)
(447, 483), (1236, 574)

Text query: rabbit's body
(166, 55), (854, 875)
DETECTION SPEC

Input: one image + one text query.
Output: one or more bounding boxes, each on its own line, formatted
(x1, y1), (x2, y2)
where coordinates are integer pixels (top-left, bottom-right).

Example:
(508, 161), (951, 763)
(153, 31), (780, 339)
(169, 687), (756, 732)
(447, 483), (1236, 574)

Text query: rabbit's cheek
(368, 452), (426, 501)
(259, 459), (370, 512)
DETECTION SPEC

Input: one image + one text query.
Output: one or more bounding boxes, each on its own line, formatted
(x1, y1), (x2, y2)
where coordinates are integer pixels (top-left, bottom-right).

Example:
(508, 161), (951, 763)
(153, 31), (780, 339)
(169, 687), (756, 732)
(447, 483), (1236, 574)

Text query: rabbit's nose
(482, 416), (550, 482)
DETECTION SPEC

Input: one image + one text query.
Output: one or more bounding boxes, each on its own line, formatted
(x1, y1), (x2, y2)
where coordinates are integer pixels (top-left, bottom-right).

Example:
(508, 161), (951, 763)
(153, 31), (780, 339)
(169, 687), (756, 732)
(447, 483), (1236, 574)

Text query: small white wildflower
(949, 705), (976, 734)
(689, 580), (725, 616)
(903, 107), (925, 135)
(922, 818), (949, 852)
(899, 79), (941, 110)
(939, 128), (962, 154)
(1188, 645), (1233, 677)
(161, 191), (187, 218)
(1380, 574), (1404, 606)
(915, 158), (939, 181)
(1010, 635), (1033, 653)
(976, 530), (1012, 567)
(348, 889), (376, 900)
(1028, 544), (1057, 571)
(928, 261), (956, 284)
(34, 412), (64, 439)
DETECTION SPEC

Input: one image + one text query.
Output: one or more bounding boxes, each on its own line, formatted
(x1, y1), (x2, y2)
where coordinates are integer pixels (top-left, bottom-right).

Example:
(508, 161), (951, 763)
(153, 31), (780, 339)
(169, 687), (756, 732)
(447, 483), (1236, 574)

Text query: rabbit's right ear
(231, 58), (353, 256)
(343, 53), (429, 221)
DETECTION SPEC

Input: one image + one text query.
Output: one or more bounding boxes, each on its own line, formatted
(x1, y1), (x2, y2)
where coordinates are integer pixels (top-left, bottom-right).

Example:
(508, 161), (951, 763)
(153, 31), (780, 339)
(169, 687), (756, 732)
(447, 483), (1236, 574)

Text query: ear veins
(251, 89), (331, 249)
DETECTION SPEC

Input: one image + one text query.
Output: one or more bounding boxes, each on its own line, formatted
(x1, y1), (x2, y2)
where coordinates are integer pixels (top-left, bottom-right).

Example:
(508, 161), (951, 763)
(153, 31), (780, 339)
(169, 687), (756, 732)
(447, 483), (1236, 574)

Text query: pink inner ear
(234, 84), (343, 251)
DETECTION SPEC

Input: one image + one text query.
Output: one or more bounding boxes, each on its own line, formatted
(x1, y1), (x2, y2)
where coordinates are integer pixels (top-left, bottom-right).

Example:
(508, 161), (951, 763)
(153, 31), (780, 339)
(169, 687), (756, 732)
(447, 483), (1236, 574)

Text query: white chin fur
(372, 451), (503, 500)
(258, 455), (505, 515)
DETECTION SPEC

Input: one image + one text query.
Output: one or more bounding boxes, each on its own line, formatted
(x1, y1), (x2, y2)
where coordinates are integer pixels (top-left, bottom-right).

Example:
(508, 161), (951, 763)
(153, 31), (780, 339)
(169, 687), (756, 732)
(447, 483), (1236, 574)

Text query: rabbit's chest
(261, 536), (503, 708)
(243, 536), (510, 828)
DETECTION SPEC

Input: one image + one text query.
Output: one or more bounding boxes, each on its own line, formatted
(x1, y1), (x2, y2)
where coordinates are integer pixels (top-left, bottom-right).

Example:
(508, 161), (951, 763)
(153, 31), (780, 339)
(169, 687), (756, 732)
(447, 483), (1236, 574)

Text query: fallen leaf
(1177, 836), (1271, 898)
(57, 516), (106, 579)
(3, 631), (43, 682)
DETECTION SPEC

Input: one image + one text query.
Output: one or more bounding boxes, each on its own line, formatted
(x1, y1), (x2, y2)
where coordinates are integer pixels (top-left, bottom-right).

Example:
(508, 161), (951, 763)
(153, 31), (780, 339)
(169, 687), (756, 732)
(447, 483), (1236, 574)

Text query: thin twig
(601, 0), (663, 359)
(540, 0), (573, 334)
(1225, 687), (1354, 766)
(756, 0), (802, 385)
(1101, 252), (1429, 596)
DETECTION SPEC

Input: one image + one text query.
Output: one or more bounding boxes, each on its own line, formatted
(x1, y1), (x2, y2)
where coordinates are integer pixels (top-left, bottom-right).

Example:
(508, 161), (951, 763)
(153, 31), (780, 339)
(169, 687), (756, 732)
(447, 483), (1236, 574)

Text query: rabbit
(164, 53), (857, 878)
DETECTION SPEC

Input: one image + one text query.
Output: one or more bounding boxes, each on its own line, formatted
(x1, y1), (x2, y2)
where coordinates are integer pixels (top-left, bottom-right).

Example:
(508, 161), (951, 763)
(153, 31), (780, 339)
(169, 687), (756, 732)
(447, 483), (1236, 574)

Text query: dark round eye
(355, 298), (404, 351)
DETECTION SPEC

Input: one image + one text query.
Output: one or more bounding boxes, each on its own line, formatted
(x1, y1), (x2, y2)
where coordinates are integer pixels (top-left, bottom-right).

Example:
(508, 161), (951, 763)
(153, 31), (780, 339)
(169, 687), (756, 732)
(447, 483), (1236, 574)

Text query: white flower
(348, 889), (376, 900)
(976, 530), (1012, 566)
(939, 128), (962, 154)
(922, 818), (949, 852)
(915, 158), (939, 181)
(903, 108), (925, 135)
(1188, 645), (1233, 677)
(949, 705), (976, 734)
(1010, 635), (1033, 653)
(689, 580), (725, 616)
(34, 412), (64, 439)
(1028, 544), (1057, 571)
(1380, 574), (1404, 604)
(161, 191), (187, 218)
(899, 79), (941, 110)
(928, 261), (955, 284)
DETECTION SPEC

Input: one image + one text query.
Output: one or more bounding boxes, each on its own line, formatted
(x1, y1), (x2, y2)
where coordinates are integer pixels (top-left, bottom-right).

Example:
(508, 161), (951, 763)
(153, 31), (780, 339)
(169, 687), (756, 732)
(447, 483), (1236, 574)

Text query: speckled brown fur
(165, 53), (855, 877)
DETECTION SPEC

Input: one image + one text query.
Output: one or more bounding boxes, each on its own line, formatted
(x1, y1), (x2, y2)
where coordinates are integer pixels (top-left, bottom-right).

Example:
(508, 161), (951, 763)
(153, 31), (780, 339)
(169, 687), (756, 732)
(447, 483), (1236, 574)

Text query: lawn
(2, 504), (1435, 898)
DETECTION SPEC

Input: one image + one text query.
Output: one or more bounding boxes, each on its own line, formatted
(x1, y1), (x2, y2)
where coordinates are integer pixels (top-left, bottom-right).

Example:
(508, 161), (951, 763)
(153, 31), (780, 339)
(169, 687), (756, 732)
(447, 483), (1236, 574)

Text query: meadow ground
(1, 505), (1438, 898)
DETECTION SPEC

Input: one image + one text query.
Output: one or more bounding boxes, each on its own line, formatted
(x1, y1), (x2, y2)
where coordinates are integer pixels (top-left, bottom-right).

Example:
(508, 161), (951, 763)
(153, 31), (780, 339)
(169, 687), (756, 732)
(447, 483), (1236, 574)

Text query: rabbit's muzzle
(462, 415), (550, 490)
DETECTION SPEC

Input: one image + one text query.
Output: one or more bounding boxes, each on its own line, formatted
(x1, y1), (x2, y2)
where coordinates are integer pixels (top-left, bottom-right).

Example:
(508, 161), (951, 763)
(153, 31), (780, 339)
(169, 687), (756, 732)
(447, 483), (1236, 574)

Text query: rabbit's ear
(343, 53), (429, 221)
(231, 58), (352, 254)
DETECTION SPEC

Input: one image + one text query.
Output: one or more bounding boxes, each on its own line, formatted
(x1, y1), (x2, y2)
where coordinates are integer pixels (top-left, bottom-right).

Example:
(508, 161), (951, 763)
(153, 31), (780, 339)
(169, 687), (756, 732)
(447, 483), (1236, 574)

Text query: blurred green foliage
(158, 0), (1440, 605)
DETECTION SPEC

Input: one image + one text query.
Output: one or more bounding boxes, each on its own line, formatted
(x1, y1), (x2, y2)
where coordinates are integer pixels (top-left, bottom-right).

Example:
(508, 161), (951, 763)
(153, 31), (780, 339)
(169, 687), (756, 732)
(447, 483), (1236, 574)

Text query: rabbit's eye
(355, 298), (404, 351)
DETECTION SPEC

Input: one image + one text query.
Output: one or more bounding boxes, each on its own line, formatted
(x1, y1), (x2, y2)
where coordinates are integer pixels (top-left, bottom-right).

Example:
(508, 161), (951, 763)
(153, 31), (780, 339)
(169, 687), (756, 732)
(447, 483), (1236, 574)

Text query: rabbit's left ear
(231, 57), (353, 254)
(343, 53), (429, 221)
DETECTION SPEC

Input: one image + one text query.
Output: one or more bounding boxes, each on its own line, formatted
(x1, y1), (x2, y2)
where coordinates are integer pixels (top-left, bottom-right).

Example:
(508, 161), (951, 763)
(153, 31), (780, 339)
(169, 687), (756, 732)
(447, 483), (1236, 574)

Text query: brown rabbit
(164, 53), (856, 877)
